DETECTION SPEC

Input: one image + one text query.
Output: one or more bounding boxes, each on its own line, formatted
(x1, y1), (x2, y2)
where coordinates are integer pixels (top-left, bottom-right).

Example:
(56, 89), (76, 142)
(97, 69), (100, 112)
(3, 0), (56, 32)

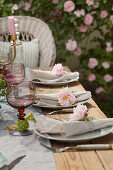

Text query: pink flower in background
(74, 9), (85, 17)
(106, 42), (113, 53)
(84, 14), (93, 25)
(52, 63), (64, 76)
(58, 88), (76, 106)
(73, 21), (77, 25)
(70, 104), (88, 121)
(74, 47), (82, 56)
(87, 73), (96, 82)
(104, 74), (113, 82)
(95, 87), (105, 94)
(110, 15), (113, 24)
(86, 0), (94, 6)
(93, 2), (99, 8)
(66, 39), (77, 51)
(64, 1), (75, 12)
(100, 10), (108, 18)
(79, 25), (88, 32)
(88, 58), (98, 69)
(24, 2), (31, 11)
(102, 62), (110, 69)
(52, 0), (59, 4)
(91, 11), (97, 15)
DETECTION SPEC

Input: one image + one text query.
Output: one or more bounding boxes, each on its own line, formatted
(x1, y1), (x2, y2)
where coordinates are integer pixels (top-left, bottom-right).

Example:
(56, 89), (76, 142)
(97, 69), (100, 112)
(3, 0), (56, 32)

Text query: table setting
(1, 16), (113, 170)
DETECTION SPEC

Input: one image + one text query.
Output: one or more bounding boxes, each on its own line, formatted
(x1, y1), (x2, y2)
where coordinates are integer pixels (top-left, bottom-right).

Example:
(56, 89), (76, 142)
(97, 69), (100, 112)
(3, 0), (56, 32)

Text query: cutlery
(40, 142), (112, 153)
(37, 108), (73, 115)
(0, 155), (25, 170)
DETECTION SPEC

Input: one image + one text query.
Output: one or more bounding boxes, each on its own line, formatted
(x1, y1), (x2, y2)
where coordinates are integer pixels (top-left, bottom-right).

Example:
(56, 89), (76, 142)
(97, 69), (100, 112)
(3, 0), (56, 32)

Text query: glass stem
(17, 108), (26, 120)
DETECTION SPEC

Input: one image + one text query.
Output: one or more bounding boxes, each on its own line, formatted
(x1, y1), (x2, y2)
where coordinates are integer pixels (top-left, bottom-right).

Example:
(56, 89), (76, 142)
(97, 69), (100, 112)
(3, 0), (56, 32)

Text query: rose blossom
(88, 58), (98, 69)
(110, 15), (113, 24)
(52, 0), (59, 4)
(84, 14), (93, 25)
(64, 1), (75, 12)
(87, 73), (96, 82)
(86, 0), (94, 6)
(95, 87), (105, 94)
(93, 2), (99, 8)
(12, 4), (19, 10)
(100, 10), (108, 18)
(52, 63), (64, 76)
(78, 25), (88, 32)
(106, 42), (113, 53)
(73, 21), (77, 25)
(102, 62), (110, 69)
(66, 39), (77, 51)
(24, 2), (31, 11)
(58, 88), (76, 106)
(73, 47), (82, 56)
(70, 104), (88, 121)
(91, 11), (97, 15)
(104, 74), (113, 82)
(74, 9), (85, 17)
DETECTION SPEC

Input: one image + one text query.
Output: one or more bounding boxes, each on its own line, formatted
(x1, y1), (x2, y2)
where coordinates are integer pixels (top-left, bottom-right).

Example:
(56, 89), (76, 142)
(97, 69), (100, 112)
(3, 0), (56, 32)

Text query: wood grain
(32, 67), (113, 170)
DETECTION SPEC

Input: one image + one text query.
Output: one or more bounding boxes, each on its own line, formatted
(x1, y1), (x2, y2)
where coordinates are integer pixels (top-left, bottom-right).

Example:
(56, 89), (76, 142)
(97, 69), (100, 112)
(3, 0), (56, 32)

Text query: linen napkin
(30, 69), (79, 82)
(35, 116), (113, 137)
(35, 91), (91, 107)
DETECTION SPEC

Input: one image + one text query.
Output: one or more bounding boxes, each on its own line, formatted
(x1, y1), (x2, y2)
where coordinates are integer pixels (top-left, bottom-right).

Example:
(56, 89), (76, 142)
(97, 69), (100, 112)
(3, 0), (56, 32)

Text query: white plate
(32, 77), (79, 86)
(33, 98), (89, 109)
(35, 126), (113, 143)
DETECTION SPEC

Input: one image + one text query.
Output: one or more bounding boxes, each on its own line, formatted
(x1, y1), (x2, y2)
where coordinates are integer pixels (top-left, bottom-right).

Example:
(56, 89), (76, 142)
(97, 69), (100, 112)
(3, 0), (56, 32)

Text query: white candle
(8, 16), (16, 35)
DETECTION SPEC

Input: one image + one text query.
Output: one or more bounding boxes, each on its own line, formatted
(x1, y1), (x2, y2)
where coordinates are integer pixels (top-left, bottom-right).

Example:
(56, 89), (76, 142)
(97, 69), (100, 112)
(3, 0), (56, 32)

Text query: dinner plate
(33, 98), (90, 109)
(32, 77), (79, 86)
(35, 126), (113, 143)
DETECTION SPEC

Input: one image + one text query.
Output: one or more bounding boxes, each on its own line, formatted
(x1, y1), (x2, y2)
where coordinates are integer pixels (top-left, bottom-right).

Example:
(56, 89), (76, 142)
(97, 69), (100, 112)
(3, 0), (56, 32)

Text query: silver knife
(0, 155), (25, 170)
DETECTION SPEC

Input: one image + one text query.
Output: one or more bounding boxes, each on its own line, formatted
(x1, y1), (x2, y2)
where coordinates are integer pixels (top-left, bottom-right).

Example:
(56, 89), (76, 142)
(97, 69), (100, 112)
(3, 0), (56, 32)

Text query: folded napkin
(35, 116), (113, 137)
(35, 91), (91, 107)
(30, 69), (79, 83)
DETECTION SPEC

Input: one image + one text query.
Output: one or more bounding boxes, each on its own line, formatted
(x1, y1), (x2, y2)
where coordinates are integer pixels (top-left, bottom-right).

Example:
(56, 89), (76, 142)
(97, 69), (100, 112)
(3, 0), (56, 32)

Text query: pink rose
(58, 88), (76, 106)
(95, 87), (105, 94)
(84, 14), (93, 25)
(52, 63), (64, 76)
(12, 4), (19, 10)
(88, 58), (98, 69)
(74, 9), (85, 17)
(106, 42), (113, 53)
(73, 47), (82, 56)
(91, 11), (97, 15)
(70, 104), (88, 121)
(52, 0), (59, 4)
(86, 0), (94, 6)
(24, 2), (31, 11)
(78, 25), (88, 32)
(64, 1), (75, 12)
(104, 74), (113, 82)
(110, 15), (113, 24)
(93, 2), (99, 8)
(66, 39), (77, 51)
(87, 73), (96, 82)
(102, 62), (110, 69)
(73, 21), (77, 25)
(100, 10), (108, 18)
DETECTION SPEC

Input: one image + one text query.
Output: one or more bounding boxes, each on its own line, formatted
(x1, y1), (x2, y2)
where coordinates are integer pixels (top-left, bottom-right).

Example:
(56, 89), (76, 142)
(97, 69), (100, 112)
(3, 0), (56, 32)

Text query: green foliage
(0, 74), (6, 97)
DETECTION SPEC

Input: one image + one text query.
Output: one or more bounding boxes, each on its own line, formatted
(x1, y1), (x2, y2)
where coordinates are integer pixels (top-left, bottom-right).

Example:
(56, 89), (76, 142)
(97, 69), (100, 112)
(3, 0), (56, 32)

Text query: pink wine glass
(6, 81), (36, 136)
(3, 63), (25, 85)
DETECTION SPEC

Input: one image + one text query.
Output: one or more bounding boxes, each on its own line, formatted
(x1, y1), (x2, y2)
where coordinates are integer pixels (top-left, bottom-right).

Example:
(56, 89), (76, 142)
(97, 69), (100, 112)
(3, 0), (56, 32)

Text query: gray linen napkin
(30, 70), (79, 82)
(35, 91), (91, 107)
(35, 116), (113, 137)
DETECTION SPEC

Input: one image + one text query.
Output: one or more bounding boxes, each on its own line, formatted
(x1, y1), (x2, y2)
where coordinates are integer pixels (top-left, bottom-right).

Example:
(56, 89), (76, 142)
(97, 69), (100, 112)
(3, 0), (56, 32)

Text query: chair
(0, 16), (56, 67)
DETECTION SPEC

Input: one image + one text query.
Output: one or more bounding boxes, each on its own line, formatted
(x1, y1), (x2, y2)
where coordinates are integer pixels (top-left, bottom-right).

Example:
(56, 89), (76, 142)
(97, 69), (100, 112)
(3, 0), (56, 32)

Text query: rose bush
(0, 0), (113, 116)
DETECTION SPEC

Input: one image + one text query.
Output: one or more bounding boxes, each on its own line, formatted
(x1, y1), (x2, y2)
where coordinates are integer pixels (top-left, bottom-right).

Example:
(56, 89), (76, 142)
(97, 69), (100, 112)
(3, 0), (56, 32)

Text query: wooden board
(32, 67), (113, 170)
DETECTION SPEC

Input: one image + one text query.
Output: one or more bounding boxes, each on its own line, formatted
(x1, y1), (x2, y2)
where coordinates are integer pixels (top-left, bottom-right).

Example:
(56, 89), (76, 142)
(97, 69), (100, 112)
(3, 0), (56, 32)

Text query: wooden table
(34, 67), (113, 170)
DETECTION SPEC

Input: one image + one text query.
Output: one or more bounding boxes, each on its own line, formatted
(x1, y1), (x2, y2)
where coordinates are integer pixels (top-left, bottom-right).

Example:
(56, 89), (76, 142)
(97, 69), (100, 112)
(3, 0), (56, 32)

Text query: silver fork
(40, 142), (112, 152)
(37, 108), (73, 115)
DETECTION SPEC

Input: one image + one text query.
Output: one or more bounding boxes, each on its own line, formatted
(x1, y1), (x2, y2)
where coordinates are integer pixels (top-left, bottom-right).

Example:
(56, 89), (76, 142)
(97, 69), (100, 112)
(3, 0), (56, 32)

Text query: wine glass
(3, 63), (25, 85)
(6, 81), (36, 136)
(0, 53), (10, 74)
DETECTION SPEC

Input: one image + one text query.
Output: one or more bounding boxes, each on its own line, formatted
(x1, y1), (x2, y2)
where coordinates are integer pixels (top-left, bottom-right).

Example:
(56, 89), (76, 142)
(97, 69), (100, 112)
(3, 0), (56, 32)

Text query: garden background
(0, 0), (113, 117)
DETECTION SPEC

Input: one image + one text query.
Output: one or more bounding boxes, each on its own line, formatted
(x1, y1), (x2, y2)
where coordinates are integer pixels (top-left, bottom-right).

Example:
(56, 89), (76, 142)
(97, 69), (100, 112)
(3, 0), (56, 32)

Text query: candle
(8, 16), (16, 35)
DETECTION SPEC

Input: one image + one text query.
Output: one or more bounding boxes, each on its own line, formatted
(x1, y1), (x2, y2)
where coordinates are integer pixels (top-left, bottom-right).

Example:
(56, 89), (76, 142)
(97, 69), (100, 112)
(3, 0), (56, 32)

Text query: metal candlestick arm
(0, 34), (16, 65)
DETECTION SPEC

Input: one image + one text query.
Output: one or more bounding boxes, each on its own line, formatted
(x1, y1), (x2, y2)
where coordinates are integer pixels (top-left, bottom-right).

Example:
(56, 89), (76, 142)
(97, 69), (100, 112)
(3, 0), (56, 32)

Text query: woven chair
(0, 16), (56, 67)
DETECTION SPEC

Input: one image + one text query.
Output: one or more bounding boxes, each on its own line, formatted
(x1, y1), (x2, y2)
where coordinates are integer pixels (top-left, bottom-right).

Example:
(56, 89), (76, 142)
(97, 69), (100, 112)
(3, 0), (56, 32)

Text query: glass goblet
(6, 81), (36, 136)
(3, 63), (25, 85)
